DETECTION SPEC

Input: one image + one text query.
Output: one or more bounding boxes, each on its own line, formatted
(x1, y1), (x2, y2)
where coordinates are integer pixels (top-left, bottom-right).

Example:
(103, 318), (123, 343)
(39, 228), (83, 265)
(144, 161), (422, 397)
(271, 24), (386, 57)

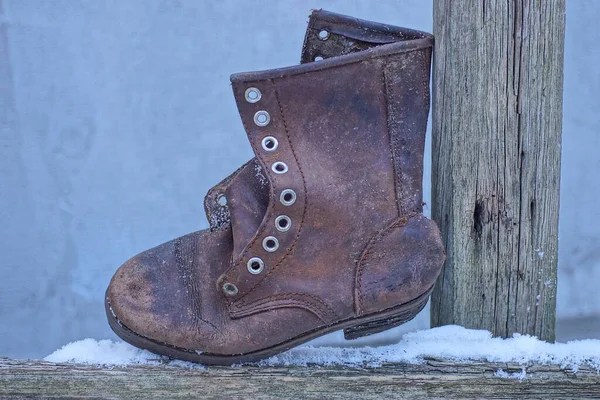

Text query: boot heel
(343, 290), (430, 340)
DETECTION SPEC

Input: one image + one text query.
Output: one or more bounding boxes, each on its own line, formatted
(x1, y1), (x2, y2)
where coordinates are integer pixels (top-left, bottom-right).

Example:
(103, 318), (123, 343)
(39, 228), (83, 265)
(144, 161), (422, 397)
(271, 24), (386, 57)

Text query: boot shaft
(218, 10), (435, 305)
(301, 11), (432, 217)
(230, 10), (433, 225)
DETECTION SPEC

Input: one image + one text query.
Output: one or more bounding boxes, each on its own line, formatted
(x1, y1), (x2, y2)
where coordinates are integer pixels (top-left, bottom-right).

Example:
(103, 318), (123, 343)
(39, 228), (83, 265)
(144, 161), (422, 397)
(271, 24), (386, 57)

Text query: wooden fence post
(430, 0), (565, 342)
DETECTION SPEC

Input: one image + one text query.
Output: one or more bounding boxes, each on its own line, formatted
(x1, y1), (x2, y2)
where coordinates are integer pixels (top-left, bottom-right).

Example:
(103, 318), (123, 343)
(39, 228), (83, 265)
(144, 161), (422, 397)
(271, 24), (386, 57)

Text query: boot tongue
(225, 159), (270, 259)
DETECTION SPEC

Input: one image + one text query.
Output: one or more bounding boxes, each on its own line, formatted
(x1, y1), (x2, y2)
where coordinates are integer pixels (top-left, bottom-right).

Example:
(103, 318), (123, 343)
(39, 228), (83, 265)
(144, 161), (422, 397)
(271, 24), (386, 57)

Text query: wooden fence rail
(0, 358), (598, 399)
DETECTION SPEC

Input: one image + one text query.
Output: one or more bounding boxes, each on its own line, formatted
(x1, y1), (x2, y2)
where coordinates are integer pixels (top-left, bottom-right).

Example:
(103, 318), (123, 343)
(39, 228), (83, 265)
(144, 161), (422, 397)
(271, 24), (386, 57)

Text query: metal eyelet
(217, 194), (227, 206)
(245, 87), (262, 103)
(271, 161), (288, 174)
(254, 110), (270, 127)
(280, 189), (296, 206)
(318, 30), (330, 40)
(262, 236), (279, 252)
(275, 215), (292, 232)
(261, 136), (279, 152)
(247, 257), (265, 275)
(222, 282), (238, 296)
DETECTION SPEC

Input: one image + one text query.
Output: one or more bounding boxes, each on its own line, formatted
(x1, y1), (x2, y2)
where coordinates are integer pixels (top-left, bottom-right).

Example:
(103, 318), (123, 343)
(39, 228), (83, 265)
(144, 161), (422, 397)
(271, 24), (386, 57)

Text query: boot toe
(106, 252), (156, 339)
(106, 235), (219, 351)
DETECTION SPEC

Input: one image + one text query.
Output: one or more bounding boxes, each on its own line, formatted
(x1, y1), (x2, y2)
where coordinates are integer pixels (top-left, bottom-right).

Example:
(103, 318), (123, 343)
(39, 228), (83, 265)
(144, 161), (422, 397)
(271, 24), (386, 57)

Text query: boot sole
(105, 286), (433, 366)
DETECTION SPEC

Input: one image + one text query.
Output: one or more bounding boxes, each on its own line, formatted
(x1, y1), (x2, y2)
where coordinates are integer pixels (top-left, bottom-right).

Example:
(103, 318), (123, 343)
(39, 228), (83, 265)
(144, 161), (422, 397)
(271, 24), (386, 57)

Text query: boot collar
(230, 9), (433, 83)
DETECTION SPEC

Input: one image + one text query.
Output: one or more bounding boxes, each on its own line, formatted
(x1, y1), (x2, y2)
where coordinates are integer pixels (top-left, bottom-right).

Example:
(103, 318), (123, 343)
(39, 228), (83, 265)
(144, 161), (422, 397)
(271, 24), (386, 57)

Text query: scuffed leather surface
(108, 227), (324, 355)
(107, 9), (444, 356)
(224, 59), (400, 320)
(355, 214), (445, 315)
(385, 49), (432, 215)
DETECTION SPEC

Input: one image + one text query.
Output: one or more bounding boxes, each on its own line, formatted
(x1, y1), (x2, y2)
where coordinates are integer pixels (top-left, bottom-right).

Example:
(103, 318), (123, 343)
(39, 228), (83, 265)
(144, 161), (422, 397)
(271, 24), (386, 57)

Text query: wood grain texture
(0, 358), (598, 399)
(430, 0), (565, 341)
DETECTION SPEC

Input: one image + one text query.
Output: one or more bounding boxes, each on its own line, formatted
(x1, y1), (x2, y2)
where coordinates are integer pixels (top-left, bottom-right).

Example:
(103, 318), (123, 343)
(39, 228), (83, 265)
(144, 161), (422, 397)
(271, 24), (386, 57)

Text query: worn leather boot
(106, 9), (445, 365)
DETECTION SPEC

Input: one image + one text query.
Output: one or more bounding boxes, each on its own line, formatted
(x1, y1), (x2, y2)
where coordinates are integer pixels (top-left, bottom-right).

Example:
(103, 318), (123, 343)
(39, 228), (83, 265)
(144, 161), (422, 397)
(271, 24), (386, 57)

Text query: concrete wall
(557, 0), (600, 318)
(1, 0), (598, 358)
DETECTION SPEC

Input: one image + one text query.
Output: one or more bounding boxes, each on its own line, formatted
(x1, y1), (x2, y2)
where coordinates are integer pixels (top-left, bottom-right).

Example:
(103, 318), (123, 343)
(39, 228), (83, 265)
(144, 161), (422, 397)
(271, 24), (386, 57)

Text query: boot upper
(106, 9), (443, 356)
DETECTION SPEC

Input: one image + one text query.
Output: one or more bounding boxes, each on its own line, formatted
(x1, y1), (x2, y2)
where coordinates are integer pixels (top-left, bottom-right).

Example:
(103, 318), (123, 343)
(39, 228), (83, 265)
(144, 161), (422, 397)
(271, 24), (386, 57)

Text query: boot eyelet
(247, 257), (265, 274)
(245, 87), (262, 103)
(262, 236), (279, 252)
(217, 194), (227, 206)
(280, 189), (296, 206)
(275, 215), (291, 232)
(254, 111), (270, 127)
(222, 282), (238, 296)
(261, 136), (279, 152)
(318, 30), (330, 40)
(272, 162), (288, 174)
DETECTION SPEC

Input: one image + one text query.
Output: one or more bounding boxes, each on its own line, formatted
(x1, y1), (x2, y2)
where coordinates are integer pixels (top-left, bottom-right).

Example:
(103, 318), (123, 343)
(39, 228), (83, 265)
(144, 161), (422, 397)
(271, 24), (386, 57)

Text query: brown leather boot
(106, 9), (445, 365)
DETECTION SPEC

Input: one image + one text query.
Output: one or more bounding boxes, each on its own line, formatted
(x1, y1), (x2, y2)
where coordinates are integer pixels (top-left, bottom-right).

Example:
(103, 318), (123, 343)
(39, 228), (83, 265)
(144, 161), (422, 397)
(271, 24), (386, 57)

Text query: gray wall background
(1, 0), (598, 359)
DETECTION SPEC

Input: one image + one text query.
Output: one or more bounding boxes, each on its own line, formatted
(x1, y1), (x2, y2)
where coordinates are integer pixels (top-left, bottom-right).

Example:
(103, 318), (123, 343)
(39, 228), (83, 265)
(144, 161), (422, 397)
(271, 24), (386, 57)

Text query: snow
(45, 325), (600, 373)
(494, 368), (528, 380)
(44, 338), (205, 369)
(535, 248), (544, 260)
(45, 339), (160, 366)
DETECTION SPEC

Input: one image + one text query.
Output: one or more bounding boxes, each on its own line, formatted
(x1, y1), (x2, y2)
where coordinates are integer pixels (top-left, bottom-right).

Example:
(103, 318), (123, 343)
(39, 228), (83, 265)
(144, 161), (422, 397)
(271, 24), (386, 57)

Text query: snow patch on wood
(45, 325), (600, 371)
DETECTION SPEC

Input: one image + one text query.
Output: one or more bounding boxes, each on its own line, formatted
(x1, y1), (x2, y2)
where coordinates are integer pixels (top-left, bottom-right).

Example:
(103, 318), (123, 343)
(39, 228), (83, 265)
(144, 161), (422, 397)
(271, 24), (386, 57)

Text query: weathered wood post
(430, 0), (565, 342)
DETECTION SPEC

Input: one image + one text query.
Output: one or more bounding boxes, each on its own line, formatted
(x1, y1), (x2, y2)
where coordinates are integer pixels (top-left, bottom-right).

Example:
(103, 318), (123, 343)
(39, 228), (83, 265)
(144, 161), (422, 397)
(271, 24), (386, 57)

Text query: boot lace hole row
(254, 110), (271, 127)
(275, 215), (291, 232)
(217, 194), (227, 206)
(261, 136), (279, 152)
(247, 257), (265, 274)
(245, 87), (262, 103)
(318, 30), (330, 40)
(280, 189), (296, 206)
(222, 282), (239, 296)
(262, 236), (279, 252)
(272, 161), (288, 174)
(314, 55), (324, 62)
